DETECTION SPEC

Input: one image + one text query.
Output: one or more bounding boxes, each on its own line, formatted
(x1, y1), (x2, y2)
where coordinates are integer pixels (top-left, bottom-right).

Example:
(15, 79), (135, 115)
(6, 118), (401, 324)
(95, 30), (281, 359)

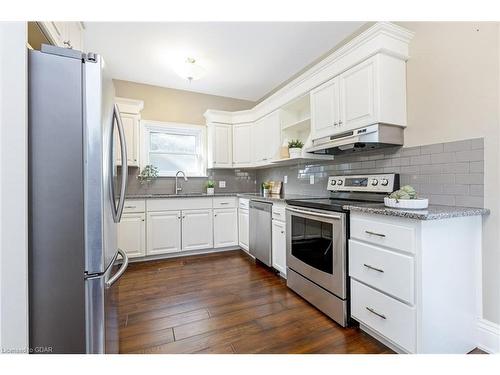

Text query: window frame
(140, 120), (207, 177)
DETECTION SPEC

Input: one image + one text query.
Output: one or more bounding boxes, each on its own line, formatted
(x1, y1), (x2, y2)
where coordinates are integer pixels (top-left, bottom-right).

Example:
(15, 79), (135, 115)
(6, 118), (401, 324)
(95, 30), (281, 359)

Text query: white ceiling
(84, 22), (365, 101)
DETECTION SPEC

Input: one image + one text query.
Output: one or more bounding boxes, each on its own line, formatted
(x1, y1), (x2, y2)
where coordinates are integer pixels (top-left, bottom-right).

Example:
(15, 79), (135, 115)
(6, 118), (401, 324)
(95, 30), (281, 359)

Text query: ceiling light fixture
(174, 57), (206, 83)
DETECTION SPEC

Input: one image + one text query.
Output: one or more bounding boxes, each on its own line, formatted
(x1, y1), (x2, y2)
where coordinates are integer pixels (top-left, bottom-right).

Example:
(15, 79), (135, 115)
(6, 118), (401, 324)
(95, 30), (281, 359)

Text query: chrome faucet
(175, 171), (188, 195)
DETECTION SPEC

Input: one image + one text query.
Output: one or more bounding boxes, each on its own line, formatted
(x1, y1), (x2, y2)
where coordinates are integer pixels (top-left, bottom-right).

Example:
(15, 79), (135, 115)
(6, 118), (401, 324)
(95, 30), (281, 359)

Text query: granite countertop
(125, 192), (245, 199)
(344, 202), (490, 220)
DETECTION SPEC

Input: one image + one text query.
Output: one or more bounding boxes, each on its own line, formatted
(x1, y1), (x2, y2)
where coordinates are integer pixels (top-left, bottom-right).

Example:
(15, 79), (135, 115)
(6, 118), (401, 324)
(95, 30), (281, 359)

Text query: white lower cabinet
(181, 209), (213, 251)
(147, 210), (182, 255)
(238, 208), (249, 251)
(271, 219), (286, 275)
(213, 208), (238, 248)
(117, 212), (146, 258)
(349, 211), (481, 353)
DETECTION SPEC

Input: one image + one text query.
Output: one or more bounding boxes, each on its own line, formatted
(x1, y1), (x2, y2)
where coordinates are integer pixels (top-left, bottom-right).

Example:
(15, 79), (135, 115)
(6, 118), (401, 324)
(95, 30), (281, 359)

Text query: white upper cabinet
(252, 111), (281, 164)
(38, 22), (85, 51)
(310, 77), (341, 140)
(232, 123), (253, 166)
(208, 123), (232, 168)
(204, 23), (412, 166)
(311, 54), (407, 138)
(115, 98), (144, 168)
(339, 56), (377, 131)
(117, 113), (140, 167)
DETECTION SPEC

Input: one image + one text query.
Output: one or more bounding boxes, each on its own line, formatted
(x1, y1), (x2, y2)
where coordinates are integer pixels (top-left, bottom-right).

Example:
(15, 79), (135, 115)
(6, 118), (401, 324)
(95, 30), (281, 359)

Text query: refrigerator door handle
(110, 104), (128, 223)
(105, 248), (129, 288)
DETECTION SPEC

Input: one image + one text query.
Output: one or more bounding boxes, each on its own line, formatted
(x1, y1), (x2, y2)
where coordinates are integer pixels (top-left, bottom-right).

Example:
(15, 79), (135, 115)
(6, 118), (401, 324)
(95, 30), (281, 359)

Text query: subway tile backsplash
(124, 168), (258, 195)
(256, 137), (485, 208)
(123, 137), (484, 208)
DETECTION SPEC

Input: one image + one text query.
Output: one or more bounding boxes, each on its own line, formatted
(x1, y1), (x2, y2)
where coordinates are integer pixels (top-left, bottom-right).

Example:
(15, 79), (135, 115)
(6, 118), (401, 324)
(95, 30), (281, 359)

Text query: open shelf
(281, 117), (311, 132)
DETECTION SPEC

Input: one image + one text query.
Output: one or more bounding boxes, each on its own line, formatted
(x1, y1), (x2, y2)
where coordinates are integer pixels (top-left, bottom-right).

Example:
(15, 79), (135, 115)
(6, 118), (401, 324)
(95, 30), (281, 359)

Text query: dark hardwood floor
(117, 250), (393, 354)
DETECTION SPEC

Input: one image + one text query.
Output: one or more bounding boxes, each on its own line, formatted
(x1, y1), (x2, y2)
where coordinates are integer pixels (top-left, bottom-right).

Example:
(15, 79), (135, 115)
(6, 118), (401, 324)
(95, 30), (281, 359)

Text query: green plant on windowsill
(137, 164), (159, 183)
(206, 180), (215, 189)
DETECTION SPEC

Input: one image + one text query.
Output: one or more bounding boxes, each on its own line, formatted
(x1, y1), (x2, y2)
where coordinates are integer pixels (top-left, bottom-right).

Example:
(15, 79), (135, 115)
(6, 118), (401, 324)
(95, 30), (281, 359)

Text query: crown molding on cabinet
(204, 22), (414, 125)
(115, 97), (144, 114)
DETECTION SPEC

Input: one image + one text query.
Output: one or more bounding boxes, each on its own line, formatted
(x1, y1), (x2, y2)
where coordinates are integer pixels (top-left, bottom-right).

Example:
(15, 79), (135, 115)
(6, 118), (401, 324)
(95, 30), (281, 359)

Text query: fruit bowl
(384, 197), (429, 209)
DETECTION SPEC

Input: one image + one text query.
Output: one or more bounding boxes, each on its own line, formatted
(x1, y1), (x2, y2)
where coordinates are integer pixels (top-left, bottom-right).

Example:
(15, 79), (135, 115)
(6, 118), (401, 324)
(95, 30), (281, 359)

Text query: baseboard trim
(477, 319), (500, 354)
(128, 246), (241, 263)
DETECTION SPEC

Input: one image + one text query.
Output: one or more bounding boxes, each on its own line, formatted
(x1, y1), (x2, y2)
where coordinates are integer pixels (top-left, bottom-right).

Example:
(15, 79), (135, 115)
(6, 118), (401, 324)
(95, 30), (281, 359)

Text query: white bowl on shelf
(384, 197), (429, 209)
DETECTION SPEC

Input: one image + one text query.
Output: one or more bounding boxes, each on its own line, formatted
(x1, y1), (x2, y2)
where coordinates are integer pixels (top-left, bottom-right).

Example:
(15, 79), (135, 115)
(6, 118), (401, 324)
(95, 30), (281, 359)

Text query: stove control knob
(371, 179), (379, 186)
(381, 178), (389, 186)
(337, 179), (343, 186)
(330, 180), (337, 186)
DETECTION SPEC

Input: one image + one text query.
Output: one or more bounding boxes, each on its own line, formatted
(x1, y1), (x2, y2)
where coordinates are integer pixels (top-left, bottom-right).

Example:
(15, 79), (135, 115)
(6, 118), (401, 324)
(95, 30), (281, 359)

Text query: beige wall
(398, 22), (500, 324)
(113, 80), (255, 125)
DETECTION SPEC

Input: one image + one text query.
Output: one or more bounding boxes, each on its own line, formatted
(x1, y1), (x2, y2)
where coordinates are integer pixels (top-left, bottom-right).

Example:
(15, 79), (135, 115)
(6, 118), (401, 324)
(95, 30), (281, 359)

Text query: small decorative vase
(288, 147), (302, 159)
(262, 189), (270, 197)
(207, 187), (215, 195)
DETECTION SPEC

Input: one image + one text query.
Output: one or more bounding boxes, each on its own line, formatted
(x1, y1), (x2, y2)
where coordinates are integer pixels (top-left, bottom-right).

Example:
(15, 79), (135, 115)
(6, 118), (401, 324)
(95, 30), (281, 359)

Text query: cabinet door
(233, 123), (252, 166)
(213, 208), (238, 248)
(66, 22), (84, 51)
(272, 220), (287, 275)
(251, 119), (264, 163)
(310, 77), (340, 140)
(147, 211), (181, 255)
(115, 113), (140, 167)
(117, 213), (146, 258)
(212, 124), (232, 168)
(181, 209), (213, 251)
(265, 111), (281, 161)
(339, 57), (377, 130)
(238, 208), (249, 251)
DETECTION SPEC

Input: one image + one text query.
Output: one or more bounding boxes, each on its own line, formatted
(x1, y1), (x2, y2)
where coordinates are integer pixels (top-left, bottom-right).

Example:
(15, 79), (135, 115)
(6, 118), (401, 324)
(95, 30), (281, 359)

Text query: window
(142, 121), (206, 177)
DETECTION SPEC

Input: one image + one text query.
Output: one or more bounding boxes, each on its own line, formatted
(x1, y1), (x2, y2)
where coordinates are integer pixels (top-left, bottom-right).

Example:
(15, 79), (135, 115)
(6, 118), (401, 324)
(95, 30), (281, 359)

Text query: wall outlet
(284, 175), (288, 184)
(309, 175), (314, 184)
(219, 180), (226, 188)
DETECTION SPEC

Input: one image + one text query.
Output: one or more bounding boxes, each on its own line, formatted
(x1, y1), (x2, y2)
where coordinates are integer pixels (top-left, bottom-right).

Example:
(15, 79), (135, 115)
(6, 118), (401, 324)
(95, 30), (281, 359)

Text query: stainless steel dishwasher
(249, 200), (273, 266)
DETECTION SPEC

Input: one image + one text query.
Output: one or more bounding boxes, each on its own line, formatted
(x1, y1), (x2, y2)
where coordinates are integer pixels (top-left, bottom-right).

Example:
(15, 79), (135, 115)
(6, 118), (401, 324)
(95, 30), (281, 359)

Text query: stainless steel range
(285, 173), (399, 327)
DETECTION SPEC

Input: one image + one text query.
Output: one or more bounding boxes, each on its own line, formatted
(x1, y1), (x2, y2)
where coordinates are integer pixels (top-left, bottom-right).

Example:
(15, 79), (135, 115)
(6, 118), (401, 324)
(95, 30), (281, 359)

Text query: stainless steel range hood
(306, 124), (404, 155)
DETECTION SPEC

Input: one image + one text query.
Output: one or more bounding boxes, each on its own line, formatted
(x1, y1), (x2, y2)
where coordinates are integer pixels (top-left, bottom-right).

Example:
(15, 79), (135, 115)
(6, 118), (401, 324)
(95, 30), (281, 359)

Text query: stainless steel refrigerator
(29, 45), (129, 354)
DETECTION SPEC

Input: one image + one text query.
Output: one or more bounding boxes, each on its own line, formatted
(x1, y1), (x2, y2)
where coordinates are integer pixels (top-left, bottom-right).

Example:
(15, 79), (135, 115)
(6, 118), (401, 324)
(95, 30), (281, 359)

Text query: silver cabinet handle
(280, 230), (285, 234)
(124, 205), (136, 209)
(219, 202), (229, 205)
(106, 249), (129, 288)
(363, 263), (384, 273)
(365, 230), (386, 238)
(339, 121), (343, 125)
(333, 122), (338, 126)
(273, 212), (281, 216)
(366, 306), (386, 319)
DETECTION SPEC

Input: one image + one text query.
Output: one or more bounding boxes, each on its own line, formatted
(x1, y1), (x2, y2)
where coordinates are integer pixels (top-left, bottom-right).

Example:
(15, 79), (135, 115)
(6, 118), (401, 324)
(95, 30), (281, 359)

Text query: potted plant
(137, 164), (159, 184)
(262, 181), (272, 197)
(385, 185), (429, 209)
(206, 180), (215, 195)
(288, 139), (304, 159)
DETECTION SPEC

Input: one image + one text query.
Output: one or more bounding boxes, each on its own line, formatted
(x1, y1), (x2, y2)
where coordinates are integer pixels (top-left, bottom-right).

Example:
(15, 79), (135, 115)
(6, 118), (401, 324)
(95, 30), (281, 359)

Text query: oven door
(286, 206), (346, 299)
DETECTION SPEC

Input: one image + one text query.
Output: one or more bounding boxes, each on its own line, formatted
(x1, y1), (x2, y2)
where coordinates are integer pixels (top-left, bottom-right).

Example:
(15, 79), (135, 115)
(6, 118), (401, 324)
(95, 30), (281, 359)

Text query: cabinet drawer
(213, 196), (237, 208)
(349, 239), (414, 304)
(147, 198), (213, 211)
(350, 215), (416, 254)
(123, 199), (145, 213)
(351, 279), (416, 353)
(238, 198), (250, 210)
(272, 205), (286, 221)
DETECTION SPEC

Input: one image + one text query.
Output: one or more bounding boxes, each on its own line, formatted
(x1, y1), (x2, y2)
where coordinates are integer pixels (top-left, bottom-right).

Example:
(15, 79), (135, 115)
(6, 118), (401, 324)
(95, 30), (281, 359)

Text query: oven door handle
(286, 206), (343, 220)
